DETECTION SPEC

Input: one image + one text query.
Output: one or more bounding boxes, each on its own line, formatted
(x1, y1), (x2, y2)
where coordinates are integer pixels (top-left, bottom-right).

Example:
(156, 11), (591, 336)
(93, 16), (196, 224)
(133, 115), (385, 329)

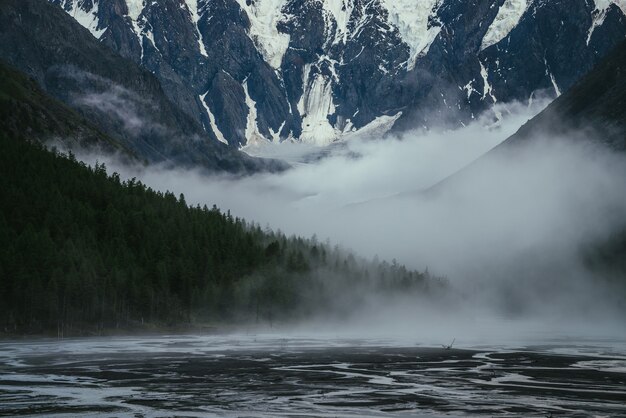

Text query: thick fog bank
(72, 99), (626, 331)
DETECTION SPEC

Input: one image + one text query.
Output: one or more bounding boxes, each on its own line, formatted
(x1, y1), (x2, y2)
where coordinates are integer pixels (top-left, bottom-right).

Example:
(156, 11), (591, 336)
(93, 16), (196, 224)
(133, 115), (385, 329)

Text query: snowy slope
(56, 0), (106, 38)
(234, 0), (290, 69)
(380, 0), (441, 70)
(481, 0), (527, 50)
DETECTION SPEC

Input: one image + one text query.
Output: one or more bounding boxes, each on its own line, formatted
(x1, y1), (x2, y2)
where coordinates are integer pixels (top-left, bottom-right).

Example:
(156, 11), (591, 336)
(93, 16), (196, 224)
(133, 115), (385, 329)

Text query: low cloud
(73, 97), (626, 338)
(75, 86), (147, 134)
(52, 66), (167, 137)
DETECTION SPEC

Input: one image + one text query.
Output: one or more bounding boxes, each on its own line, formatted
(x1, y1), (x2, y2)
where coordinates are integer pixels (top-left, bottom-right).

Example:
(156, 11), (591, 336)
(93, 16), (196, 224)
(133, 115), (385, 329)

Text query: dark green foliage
(0, 135), (436, 335)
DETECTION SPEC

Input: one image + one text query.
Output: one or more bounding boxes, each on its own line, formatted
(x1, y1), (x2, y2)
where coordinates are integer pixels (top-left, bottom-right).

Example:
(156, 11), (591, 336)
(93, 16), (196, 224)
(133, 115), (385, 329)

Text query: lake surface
(1, 334), (625, 417)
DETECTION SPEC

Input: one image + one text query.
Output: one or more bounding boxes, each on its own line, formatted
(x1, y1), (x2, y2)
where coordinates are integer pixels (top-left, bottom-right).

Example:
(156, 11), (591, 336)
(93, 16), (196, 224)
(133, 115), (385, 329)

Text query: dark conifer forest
(0, 135), (439, 336)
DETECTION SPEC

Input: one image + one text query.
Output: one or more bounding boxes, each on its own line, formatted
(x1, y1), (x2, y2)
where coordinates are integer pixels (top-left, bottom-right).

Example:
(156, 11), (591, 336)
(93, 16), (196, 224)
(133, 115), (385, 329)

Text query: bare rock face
(35, 0), (626, 149)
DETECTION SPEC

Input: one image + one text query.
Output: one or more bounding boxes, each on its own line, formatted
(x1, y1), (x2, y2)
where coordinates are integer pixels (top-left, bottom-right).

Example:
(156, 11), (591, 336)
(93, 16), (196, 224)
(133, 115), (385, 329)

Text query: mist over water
(73, 99), (626, 341)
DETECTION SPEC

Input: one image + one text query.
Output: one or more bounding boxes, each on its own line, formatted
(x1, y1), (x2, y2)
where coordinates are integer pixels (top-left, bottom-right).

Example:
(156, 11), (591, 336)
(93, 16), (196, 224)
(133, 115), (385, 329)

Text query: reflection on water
(1, 334), (625, 417)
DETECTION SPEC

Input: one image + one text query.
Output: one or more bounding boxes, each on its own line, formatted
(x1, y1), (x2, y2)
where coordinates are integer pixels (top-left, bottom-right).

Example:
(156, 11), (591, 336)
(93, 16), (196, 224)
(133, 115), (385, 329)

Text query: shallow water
(1, 334), (625, 417)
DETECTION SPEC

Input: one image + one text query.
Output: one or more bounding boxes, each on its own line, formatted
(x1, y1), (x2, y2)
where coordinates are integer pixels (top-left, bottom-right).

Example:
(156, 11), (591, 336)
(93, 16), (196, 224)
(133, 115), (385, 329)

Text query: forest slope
(0, 135), (440, 336)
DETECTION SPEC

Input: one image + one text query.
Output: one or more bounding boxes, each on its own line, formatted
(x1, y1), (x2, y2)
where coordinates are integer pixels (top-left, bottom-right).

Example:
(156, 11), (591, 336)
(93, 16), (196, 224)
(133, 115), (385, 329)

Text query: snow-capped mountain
(50, 0), (626, 148)
(1, 0), (291, 173)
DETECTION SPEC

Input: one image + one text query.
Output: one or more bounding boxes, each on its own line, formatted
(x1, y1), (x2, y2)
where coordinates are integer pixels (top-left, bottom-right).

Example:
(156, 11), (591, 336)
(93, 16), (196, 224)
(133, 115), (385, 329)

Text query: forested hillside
(0, 136), (440, 336)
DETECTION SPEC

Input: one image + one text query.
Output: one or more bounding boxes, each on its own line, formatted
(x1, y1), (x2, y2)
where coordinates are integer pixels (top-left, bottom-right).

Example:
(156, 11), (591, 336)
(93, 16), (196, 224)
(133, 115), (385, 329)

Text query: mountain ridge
(426, 38), (626, 196)
(48, 0), (626, 148)
(0, 0), (287, 173)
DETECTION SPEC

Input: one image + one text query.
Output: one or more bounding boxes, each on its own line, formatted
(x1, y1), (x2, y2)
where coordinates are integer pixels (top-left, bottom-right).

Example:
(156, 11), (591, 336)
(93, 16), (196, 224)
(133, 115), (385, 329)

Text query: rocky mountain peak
(49, 0), (626, 149)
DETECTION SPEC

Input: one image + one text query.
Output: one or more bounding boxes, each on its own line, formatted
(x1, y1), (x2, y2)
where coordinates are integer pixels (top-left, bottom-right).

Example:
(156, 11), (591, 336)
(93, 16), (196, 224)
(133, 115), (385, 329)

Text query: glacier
(298, 63), (338, 146)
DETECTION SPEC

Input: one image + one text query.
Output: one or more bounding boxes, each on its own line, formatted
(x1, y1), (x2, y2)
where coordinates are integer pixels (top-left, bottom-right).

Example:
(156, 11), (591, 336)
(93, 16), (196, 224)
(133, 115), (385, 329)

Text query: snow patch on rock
(200, 93), (228, 145)
(594, 0), (626, 14)
(243, 80), (270, 147)
(587, 0), (626, 44)
(125, 0), (145, 22)
(544, 57), (561, 97)
(344, 112), (403, 140)
(481, 0), (528, 50)
(380, 0), (441, 70)
(59, 0), (106, 39)
(235, 0), (290, 69)
(322, 0), (356, 45)
(183, 0), (209, 57)
(549, 73), (561, 96)
(479, 60), (497, 103)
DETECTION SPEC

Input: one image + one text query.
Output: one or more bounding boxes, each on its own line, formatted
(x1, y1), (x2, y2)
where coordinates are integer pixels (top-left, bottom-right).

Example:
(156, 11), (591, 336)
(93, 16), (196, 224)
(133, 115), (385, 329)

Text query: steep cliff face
(48, 0), (626, 147)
